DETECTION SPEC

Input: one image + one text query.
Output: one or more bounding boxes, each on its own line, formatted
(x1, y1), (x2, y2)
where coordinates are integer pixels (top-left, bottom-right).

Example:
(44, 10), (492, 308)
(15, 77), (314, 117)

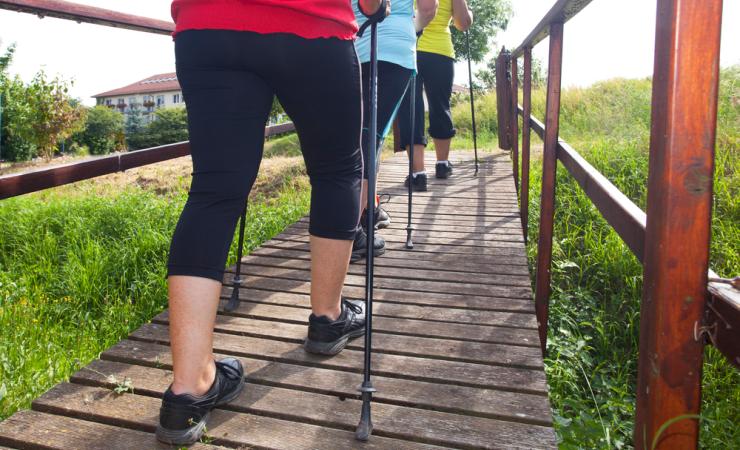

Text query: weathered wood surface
(0, 151), (557, 449)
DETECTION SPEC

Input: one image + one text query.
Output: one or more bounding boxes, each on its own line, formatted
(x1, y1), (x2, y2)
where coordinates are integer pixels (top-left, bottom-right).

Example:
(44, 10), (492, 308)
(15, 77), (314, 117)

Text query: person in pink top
(159, 0), (385, 445)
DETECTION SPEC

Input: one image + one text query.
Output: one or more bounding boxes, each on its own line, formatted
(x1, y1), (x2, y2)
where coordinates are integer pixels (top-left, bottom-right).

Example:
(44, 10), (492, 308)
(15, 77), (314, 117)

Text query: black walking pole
(465, 30), (479, 174)
(355, 0), (386, 440)
(225, 203), (248, 312)
(405, 74), (416, 249)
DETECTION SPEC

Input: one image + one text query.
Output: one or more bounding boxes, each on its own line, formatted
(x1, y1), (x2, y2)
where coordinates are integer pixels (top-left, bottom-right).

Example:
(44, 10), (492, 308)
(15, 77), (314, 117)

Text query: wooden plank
(271, 234), (528, 258)
(152, 311), (543, 367)
(128, 324), (549, 394)
(239, 247), (530, 280)
(223, 268), (533, 299)
(72, 361), (557, 448)
(262, 236), (530, 264)
(286, 223), (526, 243)
(212, 298), (540, 341)
(249, 246), (532, 275)
(231, 253), (532, 286)
(0, 410), (224, 449)
(101, 342), (554, 426)
(221, 275), (534, 311)
(32, 383), (440, 450)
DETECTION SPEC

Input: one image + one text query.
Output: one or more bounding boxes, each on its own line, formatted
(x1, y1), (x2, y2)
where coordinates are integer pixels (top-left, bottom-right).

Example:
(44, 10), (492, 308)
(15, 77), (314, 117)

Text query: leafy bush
(75, 106), (124, 155)
(127, 107), (188, 150)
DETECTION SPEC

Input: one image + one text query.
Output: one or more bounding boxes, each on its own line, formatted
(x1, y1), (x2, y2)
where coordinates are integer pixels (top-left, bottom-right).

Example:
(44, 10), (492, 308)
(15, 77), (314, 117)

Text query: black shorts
(361, 61), (413, 178)
(168, 30), (363, 281)
(398, 50), (456, 149)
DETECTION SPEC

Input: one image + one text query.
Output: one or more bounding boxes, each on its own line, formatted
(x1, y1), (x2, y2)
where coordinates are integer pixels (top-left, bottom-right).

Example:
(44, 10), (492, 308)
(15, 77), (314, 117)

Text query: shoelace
(343, 299), (363, 315)
(215, 360), (242, 382)
(377, 193), (391, 206)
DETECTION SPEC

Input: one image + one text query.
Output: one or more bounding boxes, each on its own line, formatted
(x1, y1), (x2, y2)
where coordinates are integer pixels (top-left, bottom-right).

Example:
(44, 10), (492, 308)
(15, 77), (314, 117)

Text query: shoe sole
(156, 378), (245, 445)
(304, 327), (366, 356)
(350, 246), (386, 263)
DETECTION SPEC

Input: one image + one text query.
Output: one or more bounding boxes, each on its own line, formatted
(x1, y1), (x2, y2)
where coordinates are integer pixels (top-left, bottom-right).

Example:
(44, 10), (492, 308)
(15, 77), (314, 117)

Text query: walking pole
(465, 30), (479, 174)
(355, 0), (386, 440)
(405, 74), (416, 249)
(225, 203), (247, 312)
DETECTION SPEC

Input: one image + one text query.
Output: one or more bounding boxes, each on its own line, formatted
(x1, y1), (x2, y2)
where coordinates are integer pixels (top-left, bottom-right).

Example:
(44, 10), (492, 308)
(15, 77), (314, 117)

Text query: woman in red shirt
(159, 1), (383, 444)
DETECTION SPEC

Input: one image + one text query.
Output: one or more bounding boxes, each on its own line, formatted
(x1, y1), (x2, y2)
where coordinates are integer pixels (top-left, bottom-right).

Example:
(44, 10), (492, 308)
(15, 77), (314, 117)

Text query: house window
(105, 99), (112, 106)
(173, 93), (180, 104)
(129, 97), (137, 108)
(156, 95), (165, 108)
(143, 95), (155, 112)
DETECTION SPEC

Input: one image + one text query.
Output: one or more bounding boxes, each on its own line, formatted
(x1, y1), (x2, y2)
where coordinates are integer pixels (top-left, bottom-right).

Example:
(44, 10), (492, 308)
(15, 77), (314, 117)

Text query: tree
(127, 107), (189, 150)
(125, 103), (146, 136)
(76, 105), (124, 155)
(451, 0), (512, 63)
(23, 71), (86, 159)
(0, 40), (15, 75)
(475, 53), (546, 91)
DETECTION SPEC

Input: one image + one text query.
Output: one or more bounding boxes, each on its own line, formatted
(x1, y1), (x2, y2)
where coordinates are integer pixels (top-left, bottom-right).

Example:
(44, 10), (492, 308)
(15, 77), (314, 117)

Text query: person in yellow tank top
(399, 0), (472, 189)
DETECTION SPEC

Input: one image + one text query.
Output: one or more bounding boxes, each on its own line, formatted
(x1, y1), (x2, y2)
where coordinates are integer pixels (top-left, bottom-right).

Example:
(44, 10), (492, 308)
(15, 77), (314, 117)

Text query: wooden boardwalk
(0, 151), (557, 449)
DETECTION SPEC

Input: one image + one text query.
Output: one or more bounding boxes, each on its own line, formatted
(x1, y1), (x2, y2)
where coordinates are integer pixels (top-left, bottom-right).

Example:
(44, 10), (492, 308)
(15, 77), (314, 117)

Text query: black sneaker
(404, 173), (428, 192)
(435, 161), (453, 179)
(304, 298), (366, 355)
(376, 207), (391, 229)
(156, 358), (245, 445)
(360, 206), (391, 230)
(351, 227), (386, 262)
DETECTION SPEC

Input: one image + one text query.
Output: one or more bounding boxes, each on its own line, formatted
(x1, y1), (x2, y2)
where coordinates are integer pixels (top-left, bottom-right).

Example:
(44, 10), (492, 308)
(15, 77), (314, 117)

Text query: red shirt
(171, 0), (358, 40)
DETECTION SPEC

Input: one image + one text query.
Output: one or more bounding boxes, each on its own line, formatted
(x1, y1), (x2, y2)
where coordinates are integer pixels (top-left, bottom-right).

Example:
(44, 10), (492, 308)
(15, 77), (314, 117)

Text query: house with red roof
(92, 72), (184, 120)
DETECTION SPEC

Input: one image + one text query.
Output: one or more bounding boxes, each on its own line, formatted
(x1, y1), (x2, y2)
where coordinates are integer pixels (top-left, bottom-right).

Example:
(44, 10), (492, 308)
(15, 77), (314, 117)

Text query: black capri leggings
(398, 50), (456, 149)
(168, 30), (363, 281)
(361, 61), (413, 178)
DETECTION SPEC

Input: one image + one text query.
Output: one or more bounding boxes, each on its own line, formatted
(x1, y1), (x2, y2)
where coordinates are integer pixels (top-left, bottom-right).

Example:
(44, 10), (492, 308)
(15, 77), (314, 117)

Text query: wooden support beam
(635, 0), (723, 448)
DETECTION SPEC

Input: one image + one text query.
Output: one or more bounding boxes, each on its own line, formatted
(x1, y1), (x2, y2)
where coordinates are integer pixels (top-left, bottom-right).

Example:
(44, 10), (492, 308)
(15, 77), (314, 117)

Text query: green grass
(0, 159), (310, 420)
(452, 67), (739, 449)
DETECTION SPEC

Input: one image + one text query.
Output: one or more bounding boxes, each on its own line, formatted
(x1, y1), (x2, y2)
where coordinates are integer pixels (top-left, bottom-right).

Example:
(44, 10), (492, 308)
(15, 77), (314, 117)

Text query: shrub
(76, 106), (124, 155)
(127, 107), (188, 150)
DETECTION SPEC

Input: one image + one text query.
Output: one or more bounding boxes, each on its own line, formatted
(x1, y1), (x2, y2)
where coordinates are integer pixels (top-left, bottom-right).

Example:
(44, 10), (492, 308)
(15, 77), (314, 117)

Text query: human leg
(159, 29), (274, 444)
(267, 35), (365, 347)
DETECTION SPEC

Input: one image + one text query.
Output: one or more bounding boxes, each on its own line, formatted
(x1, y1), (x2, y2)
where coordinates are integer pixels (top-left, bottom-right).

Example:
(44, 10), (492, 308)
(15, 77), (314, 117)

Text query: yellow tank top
(417, 0), (454, 58)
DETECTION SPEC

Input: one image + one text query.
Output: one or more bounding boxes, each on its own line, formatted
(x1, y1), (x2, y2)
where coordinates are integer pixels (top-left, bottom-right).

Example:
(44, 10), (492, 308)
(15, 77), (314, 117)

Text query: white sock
(413, 171), (426, 177)
(437, 160), (449, 166)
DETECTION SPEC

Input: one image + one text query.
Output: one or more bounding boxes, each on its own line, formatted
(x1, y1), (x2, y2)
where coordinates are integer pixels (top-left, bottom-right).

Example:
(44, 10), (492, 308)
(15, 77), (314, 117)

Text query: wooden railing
(0, 1), (295, 199)
(495, 0), (738, 449)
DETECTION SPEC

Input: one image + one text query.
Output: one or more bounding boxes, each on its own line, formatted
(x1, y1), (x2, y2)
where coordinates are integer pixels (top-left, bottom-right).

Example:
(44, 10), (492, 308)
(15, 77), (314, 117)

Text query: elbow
(455, 14), (473, 32)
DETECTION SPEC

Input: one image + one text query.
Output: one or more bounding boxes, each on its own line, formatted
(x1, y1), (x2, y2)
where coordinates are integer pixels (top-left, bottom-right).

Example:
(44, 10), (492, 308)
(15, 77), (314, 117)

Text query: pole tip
(355, 402), (373, 441)
(225, 286), (240, 312)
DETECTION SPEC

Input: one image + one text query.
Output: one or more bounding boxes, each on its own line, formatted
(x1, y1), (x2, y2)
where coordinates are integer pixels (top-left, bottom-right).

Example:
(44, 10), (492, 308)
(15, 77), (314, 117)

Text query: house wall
(96, 90), (185, 119)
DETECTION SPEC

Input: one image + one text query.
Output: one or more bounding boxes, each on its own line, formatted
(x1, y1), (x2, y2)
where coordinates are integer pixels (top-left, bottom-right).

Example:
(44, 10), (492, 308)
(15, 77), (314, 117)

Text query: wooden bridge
(0, 0), (736, 449)
(0, 151), (558, 449)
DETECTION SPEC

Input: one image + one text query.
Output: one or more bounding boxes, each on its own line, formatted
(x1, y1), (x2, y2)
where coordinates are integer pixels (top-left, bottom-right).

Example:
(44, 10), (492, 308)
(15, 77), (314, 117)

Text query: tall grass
(0, 162), (310, 420)
(452, 67), (739, 449)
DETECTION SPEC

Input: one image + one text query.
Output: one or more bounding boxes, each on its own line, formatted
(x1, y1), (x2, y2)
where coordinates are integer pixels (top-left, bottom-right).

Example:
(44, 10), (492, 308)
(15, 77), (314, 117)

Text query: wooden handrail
(511, 0), (593, 58)
(0, 0), (174, 35)
(0, 122), (295, 199)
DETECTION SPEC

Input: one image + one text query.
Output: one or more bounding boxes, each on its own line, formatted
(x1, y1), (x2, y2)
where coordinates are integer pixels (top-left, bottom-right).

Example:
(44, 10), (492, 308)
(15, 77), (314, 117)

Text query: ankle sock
(437, 160), (450, 166)
(413, 171), (426, 177)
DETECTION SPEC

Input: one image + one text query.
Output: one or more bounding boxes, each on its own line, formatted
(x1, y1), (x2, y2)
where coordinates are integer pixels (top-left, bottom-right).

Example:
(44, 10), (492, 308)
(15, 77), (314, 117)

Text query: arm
(415, 0), (438, 32)
(451, 0), (472, 31)
(359, 0), (390, 17)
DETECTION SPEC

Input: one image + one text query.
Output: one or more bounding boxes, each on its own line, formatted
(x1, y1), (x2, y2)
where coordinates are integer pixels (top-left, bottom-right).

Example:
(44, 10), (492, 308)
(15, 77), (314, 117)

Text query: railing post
(534, 21), (564, 353)
(521, 48), (532, 244)
(496, 49), (512, 150)
(511, 56), (520, 194)
(635, 0), (723, 448)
